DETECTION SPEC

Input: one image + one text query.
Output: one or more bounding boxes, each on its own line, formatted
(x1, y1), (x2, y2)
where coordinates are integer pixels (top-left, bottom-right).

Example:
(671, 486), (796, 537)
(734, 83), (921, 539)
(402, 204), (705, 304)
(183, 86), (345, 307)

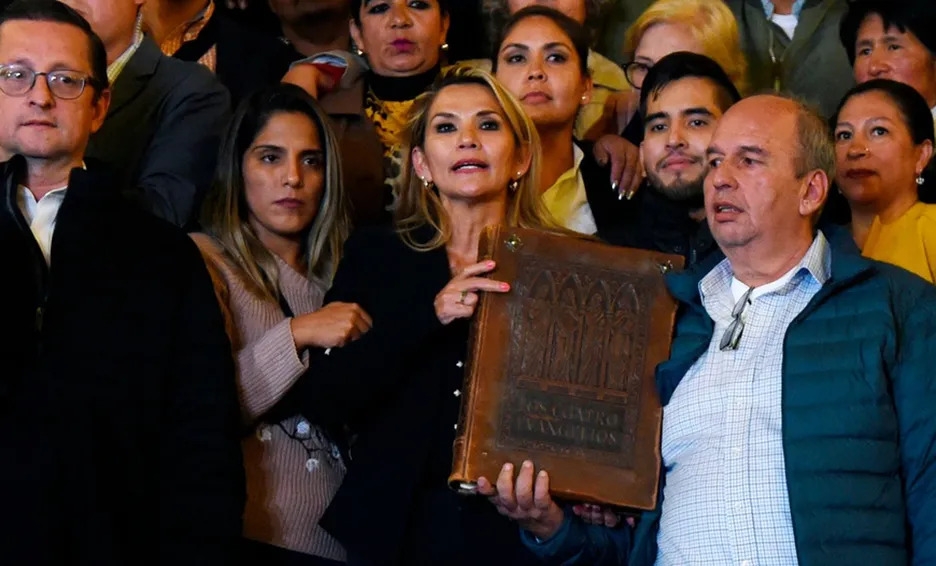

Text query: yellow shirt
(542, 145), (597, 235)
(862, 202), (936, 283)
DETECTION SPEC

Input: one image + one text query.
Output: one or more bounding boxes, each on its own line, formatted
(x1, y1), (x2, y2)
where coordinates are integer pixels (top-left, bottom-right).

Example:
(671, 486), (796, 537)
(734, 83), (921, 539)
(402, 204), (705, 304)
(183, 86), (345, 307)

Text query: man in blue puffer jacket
(482, 93), (936, 565)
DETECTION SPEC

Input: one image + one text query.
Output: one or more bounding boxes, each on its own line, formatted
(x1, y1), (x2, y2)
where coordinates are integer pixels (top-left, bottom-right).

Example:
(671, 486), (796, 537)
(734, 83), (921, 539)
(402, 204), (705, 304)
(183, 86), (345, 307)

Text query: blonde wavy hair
(625, 0), (748, 94)
(395, 65), (561, 251)
(200, 84), (350, 302)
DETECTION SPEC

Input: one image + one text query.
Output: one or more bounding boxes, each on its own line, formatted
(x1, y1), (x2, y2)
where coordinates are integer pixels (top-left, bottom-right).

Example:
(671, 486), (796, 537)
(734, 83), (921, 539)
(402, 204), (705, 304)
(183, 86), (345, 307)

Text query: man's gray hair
(787, 95), (836, 182)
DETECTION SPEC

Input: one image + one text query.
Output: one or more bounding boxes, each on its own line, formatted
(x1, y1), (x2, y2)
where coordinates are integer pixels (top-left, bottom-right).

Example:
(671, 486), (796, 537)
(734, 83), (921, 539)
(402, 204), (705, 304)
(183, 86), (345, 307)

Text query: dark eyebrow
(500, 43), (529, 53)
(543, 41), (572, 50)
(682, 107), (715, 118)
(430, 109), (501, 121)
(644, 111), (668, 123)
(251, 145), (324, 157)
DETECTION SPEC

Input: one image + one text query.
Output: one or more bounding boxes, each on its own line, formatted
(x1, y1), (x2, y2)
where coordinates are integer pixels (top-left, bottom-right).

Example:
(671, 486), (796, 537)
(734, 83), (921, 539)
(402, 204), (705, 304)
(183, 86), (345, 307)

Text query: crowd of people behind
(4, 0), (936, 565)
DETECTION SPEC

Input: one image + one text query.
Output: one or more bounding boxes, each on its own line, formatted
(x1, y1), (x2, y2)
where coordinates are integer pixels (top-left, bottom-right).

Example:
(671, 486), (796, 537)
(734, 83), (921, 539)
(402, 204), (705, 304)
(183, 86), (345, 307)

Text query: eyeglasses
(622, 61), (651, 90)
(719, 285), (754, 351)
(0, 64), (97, 100)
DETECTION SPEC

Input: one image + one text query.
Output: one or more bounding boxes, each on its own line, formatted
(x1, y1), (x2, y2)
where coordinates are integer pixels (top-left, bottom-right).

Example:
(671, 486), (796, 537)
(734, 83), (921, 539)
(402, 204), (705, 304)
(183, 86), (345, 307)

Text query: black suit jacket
(296, 225), (537, 566)
(86, 38), (230, 227)
(0, 157), (245, 565)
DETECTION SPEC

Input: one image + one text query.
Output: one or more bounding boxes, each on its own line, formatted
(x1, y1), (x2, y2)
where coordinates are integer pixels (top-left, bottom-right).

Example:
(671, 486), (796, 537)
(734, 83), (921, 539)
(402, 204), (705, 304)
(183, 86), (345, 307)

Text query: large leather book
(449, 226), (683, 510)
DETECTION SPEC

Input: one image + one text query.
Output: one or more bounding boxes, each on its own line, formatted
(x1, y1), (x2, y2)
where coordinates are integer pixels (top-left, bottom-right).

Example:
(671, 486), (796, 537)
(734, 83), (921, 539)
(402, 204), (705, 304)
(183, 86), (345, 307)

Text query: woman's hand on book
(477, 460), (565, 541)
(435, 261), (510, 326)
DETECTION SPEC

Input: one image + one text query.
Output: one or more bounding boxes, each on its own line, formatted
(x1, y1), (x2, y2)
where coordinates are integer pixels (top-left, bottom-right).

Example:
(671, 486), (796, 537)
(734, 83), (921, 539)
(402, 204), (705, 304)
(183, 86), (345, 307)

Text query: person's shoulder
(455, 59), (493, 73)
(189, 232), (226, 262)
(913, 203), (936, 226)
(153, 48), (227, 97)
(587, 50), (628, 91)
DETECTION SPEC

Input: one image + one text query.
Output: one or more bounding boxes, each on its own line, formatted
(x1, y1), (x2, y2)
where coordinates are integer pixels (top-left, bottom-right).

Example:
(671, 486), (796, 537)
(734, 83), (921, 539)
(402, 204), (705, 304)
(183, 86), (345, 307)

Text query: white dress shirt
(17, 184), (67, 265)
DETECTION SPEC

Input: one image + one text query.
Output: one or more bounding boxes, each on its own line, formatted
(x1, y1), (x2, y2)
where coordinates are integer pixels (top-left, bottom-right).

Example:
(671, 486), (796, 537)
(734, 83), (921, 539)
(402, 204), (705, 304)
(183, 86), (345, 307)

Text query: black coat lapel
(106, 38), (160, 117)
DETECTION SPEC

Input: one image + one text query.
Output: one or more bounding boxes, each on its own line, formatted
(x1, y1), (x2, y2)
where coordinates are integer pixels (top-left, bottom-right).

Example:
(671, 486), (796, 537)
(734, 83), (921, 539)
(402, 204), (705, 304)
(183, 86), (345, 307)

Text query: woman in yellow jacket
(834, 78), (936, 282)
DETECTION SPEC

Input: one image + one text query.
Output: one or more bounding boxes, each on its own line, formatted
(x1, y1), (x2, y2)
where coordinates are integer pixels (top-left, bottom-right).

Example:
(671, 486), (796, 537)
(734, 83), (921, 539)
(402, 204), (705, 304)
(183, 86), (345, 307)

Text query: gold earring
(422, 178), (435, 190)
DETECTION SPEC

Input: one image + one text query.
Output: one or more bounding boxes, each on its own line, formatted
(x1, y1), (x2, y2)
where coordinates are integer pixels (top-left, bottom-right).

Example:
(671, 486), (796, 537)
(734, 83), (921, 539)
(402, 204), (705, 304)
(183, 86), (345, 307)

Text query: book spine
(450, 225), (499, 492)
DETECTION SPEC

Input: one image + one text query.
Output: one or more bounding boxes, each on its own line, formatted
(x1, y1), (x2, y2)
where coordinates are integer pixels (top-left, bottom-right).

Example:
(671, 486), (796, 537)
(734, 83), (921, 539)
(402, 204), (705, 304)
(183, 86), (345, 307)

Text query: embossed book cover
(449, 226), (683, 510)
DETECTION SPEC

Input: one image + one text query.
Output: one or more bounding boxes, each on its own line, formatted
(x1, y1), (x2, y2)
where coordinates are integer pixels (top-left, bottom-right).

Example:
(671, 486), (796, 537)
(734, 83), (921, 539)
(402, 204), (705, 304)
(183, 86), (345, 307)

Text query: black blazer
(86, 38), (230, 227)
(0, 157), (245, 565)
(297, 225), (538, 566)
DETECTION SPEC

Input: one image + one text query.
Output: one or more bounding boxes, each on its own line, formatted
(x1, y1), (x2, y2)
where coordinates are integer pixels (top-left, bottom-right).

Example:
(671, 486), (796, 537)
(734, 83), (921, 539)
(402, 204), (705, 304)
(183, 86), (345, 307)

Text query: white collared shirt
(17, 184), (67, 265)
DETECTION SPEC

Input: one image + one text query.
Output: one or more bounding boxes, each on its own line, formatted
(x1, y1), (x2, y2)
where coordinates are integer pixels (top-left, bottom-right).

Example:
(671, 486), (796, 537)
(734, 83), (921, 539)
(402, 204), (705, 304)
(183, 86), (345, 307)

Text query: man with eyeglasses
(0, 1), (245, 565)
(486, 93), (936, 565)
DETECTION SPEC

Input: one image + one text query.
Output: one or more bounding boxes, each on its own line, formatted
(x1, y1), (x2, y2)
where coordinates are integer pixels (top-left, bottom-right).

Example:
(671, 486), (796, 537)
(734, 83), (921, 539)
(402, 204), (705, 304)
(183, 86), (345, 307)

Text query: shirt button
(734, 502), (744, 511)
(732, 446), (742, 455)
(740, 561), (752, 566)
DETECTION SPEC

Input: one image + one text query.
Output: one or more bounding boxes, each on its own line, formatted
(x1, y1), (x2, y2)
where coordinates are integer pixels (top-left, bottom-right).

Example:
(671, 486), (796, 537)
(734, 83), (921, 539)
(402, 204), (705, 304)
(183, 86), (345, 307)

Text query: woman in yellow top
(834, 78), (936, 282)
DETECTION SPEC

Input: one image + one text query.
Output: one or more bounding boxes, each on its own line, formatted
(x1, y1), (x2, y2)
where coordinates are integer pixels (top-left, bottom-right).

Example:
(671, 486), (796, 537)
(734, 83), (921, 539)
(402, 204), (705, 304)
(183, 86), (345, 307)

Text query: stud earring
(441, 43), (449, 52)
(917, 175), (925, 186)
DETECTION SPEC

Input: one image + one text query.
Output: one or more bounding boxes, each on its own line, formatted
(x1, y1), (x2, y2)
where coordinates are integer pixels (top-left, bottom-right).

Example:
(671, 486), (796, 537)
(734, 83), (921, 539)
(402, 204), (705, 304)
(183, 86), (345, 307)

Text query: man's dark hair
(351, 0), (450, 25)
(492, 5), (591, 77)
(840, 0), (936, 66)
(639, 51), (742, 120)
(0, 0), (109, 94)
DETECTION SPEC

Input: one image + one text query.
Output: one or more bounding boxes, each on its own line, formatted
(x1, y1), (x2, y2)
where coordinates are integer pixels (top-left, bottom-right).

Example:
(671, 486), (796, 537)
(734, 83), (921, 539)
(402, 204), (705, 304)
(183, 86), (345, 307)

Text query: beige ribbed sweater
(191, 233), (346, 562)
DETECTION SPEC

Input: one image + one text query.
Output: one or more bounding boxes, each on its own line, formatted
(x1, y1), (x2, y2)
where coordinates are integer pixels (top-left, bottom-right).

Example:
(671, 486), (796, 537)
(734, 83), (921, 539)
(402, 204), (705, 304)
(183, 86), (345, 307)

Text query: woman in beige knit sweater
(192, 83), (372, 566)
